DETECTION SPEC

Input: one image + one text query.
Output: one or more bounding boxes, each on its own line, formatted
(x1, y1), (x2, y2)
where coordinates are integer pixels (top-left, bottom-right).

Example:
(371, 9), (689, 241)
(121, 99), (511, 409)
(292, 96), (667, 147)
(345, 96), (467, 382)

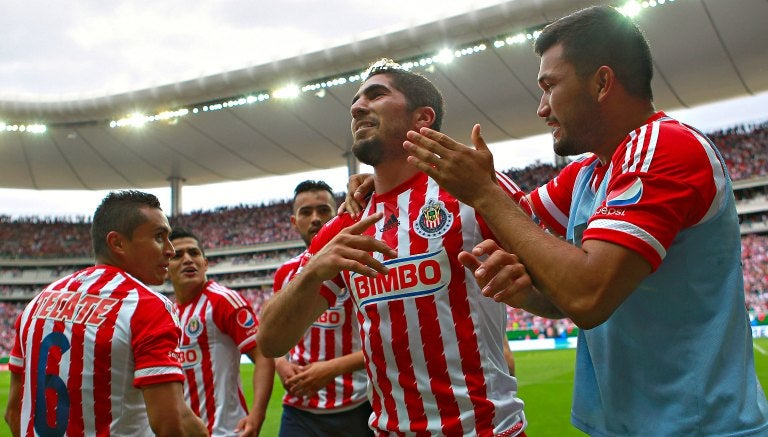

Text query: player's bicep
(576, 239), (652, 325)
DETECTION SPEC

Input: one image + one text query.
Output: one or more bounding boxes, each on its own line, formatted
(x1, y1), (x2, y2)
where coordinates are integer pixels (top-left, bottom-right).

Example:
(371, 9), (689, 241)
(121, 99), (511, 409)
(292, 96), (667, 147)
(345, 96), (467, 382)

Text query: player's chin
(143, 270), (168, 286)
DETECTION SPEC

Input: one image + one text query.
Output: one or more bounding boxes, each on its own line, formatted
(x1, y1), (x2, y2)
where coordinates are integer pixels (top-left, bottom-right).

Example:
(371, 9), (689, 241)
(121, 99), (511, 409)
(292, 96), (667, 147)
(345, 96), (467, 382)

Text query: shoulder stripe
(538, 185), (569, 229)
(640, 121), (660, 172)
(690, 129), (728, 224)
(495, 170), (523, 193)
(623, 125), (642, 173)
(622, 121), (660, 175)
(208, 282), (248, 308)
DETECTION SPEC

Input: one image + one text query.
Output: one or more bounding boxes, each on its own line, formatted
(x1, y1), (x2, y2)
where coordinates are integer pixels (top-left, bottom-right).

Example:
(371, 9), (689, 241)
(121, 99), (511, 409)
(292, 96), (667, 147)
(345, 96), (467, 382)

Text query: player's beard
(553, 87), (603, 157)
(352, 136), (385, 166)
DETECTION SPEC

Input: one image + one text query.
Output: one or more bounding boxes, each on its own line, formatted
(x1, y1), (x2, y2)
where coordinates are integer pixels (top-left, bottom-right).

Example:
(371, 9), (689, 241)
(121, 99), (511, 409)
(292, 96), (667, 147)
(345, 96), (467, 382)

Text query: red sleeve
(305, 214), (356, 306)
(529, 157), (594, 237)
(272, 260), (298, 293)
(478, 171), (537, 239)
(131, 293), (184, 388)
(273, 256), (301, 293)
(8, 313), (24, 374)
(211, 288), (259, 353)
(583, 119), (722, 270)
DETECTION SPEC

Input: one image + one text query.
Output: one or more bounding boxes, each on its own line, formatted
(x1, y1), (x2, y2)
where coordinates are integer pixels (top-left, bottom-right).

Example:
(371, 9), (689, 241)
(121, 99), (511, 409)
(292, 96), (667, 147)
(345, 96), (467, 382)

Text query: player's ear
(290, 215), (298, 229)
(414, 106), (436, 130)
(106, 231), (127, 256)
(594, 65), (614, 103)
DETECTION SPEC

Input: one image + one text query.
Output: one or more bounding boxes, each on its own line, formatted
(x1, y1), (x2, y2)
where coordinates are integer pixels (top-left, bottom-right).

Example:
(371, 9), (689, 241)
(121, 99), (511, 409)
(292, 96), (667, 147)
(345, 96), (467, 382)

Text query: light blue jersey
(532, 113), (768, 436)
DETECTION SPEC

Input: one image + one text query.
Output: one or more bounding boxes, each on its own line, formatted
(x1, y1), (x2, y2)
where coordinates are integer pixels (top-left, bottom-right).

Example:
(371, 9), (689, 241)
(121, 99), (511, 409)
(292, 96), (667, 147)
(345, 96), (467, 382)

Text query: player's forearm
(258, 272), (329, 357)
(5, 372), (22, 437)
(327, 351), (366, 376)
(152, 407), (208, 437)
(473, 186), (646, 328)
(250, 349), (275, 427)
(519, 286), (566, 319)
(4, 407), (20, 437)
(180, 411), (210, 437)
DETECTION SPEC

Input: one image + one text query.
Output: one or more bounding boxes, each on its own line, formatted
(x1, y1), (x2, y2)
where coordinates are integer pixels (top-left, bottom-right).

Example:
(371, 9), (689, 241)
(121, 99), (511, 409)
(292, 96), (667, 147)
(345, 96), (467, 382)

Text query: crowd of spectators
(0, 302), (24, 358)
(712, 121), (768, 181)
(0, 217), (91, 259)
(743, 234), (768, 318)
(1, 121), (768, 354)
(1, 122), (765, 259)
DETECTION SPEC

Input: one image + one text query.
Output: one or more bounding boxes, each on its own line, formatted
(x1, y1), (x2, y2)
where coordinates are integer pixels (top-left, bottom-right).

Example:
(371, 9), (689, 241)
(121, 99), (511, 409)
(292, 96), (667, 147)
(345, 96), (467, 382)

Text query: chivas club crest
(413, 199), (453, 238)
(185, 314), (204, 338)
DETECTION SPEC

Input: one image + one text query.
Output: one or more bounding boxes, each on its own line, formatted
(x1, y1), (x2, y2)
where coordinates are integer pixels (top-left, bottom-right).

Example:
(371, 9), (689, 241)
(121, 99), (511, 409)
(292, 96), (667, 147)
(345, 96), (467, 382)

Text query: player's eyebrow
(351, 83), (390, 105)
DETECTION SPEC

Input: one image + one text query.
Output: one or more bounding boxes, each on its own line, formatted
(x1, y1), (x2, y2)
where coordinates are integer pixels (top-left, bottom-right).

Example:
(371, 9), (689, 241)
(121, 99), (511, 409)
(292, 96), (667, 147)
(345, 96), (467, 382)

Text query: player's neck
(174, 282), (206, 305)
(373, 159), (420, 195)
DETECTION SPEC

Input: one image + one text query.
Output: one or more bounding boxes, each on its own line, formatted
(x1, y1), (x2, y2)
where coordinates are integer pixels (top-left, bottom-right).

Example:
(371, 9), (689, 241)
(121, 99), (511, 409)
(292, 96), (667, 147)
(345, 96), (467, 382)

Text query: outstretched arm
(4, 371), (22, 437)
(258, 213), (396, 356)
(236, 346), (275, 436)
(405, 125), (651, 329)
(458, 239), (564, 319)
(143, 381), (209, 437)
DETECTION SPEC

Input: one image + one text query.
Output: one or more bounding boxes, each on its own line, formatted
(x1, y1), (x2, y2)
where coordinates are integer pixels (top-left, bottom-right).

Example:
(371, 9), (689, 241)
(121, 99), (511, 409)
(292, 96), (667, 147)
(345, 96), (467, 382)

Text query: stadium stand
(2, 121), (767, 357)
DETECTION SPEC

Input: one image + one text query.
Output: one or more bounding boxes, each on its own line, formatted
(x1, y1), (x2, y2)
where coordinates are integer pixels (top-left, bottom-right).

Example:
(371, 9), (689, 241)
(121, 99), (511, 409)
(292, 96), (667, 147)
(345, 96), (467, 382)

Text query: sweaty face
(291, 190), (336, 246)
(119, 207), (174, 286)
(350, 74), (414, 166)
(167, 237), (209, 293)
(537, 44), (603, 157)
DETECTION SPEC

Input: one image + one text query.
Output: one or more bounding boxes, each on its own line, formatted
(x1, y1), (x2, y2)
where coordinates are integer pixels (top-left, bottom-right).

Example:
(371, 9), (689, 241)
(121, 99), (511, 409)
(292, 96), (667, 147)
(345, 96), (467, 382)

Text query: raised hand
(458, 239), (533, 308)
(403, 124), (497, 206)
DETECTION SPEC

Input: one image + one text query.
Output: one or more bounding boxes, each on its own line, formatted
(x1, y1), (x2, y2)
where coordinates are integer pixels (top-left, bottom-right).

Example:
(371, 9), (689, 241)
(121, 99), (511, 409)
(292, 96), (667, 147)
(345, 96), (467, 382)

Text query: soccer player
(4, 190), (208, 437)
(402, 5), (768, 435)
(167, 228), (274, 437)
(271, 180), (372, 437)
(258, 59), (530, 436)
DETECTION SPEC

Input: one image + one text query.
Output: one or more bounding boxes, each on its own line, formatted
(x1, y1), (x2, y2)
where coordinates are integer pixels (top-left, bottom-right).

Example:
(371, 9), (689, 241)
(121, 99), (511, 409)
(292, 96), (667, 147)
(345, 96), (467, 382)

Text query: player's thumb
(471, 124), (489, 152)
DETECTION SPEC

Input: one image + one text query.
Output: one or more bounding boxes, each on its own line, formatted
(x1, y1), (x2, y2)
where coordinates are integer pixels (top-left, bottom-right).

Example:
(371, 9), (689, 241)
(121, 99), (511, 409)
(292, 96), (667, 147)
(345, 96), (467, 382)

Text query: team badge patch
(413, 199), (453, 238)
(606, 177), (643, 207)
(236, 308), (256, 328)
(185, 314), (204, 338)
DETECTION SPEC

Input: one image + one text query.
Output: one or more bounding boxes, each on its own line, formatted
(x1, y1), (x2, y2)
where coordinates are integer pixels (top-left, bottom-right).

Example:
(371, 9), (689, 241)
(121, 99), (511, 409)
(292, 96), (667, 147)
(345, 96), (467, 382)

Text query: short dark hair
(534, 5), (654, 100)
(91, 190), (162, 259)
(293, 180), (334, 201)
(169, 227), (204, 256)
(364, 58), (445, 131)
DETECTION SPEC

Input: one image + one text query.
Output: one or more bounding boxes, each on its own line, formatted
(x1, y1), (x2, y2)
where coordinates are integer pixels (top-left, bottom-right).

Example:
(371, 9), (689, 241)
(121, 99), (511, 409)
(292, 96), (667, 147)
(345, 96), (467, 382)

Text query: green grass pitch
(2, 338), (767, 436)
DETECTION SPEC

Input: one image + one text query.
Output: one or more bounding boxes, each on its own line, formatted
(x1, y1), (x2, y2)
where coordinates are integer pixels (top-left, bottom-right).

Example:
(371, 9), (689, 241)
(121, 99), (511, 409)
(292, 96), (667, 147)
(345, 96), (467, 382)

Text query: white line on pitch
(754, 341), (767, 356)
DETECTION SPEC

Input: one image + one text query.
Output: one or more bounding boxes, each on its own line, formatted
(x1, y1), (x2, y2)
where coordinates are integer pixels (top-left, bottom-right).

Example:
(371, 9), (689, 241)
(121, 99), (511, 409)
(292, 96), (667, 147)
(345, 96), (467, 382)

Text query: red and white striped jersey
(9, 265), (184, 437)
(273, 253), (368, 412)
(306, 172), (528, 436)
(176, 280), (259, 436)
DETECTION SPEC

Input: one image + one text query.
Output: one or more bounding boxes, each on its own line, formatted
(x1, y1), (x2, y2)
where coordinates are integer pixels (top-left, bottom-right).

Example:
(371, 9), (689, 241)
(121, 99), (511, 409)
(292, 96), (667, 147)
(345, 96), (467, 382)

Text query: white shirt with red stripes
(305, 172), (529, 436)
(273, 253), (369, 413)
(176, 280), (259, 436)
(9, 265), (184, 437)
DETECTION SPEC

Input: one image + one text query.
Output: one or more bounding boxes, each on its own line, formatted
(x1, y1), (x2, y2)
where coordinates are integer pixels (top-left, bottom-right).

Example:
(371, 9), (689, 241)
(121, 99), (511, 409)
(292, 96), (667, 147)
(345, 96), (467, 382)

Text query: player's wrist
(472, 184), (506, 211)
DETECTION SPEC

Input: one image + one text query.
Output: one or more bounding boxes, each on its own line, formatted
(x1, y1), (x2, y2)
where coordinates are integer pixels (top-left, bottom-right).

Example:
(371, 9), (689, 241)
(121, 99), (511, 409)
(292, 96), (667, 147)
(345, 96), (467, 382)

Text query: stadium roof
(0, 0), (766, 191)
